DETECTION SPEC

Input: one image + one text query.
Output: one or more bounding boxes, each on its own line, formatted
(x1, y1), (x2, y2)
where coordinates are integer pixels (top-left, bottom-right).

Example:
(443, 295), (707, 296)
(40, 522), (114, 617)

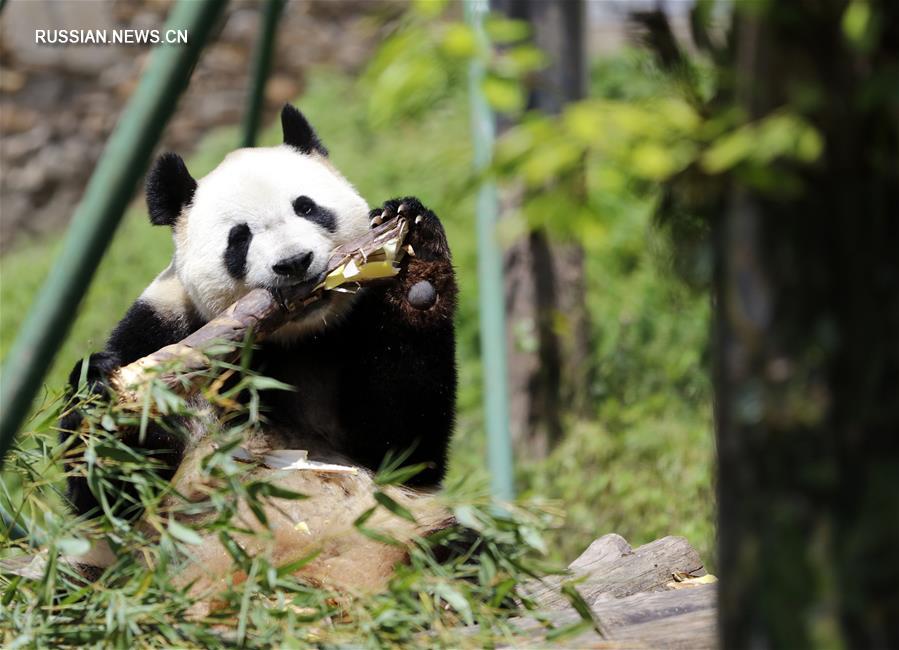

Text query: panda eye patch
(224, 223), (252, 280)
(293, 196), (316, 216)
(292, 195), (337, 233)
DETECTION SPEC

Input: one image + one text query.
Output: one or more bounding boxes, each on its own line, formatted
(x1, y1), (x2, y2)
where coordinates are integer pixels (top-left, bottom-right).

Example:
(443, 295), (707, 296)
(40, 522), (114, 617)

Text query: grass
(0, 66), (715, 573)
(2, 352), (593, 648)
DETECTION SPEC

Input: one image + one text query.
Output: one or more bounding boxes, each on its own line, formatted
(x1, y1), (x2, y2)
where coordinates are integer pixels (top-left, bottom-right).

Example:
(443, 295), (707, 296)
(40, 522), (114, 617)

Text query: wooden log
(525, 533), (707, 608)
(505, 534), (717, 648)
(498, 584), (717, 649)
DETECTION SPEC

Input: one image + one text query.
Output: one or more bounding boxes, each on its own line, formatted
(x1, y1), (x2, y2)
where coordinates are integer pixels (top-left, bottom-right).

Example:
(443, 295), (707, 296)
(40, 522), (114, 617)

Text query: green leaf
(441, 24), (476, 59)
(57, 537), (91, 556)
(168, 520), (203, 546)
(276, 550), (321, 577)
(95, 443), (142, 463)
(453, 504), (482, 531)
(482, 76), (525, 113)
(842, 1), (871, 47)
(519, 525), (547, 555)
(26, 396), (64, 433)
(561, 582), (605, 638)
(375, 462), (429, 487)
(100, 414), (118, 432)
(495, 44), (547, 77)
(219, 531), (250, 563)
(490, 577), (517, 608)
(203, 343), (237, 357)
(545, 619), (593, 642)
(796, 126), (824, 162)
(630, 142), (679, 180)
(353, 506), (404, 547)
(701, 126), (754, 173)
(435, 583), (474, 625)
(2, 576), (21, 606)
(373, 491), (417, 523)
(247, 376), (295, 392)
(246, 480), (308, 501)
(478, 552), (496, 585)
(484, 16), (530, 44)
(412, 0), (448, 18)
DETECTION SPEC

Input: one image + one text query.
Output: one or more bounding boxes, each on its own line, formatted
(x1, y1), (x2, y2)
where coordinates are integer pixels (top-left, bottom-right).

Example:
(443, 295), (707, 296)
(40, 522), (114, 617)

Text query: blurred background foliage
(1, 0), (835, 570)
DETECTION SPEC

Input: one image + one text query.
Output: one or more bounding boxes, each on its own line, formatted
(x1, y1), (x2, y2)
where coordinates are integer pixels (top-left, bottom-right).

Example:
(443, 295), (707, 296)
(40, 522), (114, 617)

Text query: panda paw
(371, 198), (457, 321)
(369, 197), (451, 263)
(66, 351), (121, 399)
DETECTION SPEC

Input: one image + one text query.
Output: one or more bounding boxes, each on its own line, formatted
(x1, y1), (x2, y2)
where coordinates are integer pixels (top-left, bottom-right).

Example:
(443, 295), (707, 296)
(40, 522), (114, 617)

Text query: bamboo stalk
(111, 214), (410, 403)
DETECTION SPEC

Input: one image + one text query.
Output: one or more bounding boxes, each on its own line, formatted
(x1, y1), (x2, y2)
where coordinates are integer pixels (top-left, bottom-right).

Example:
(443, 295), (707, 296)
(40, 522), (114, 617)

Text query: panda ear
(281, 104), (328, 156)
(146, 153), (197, 227)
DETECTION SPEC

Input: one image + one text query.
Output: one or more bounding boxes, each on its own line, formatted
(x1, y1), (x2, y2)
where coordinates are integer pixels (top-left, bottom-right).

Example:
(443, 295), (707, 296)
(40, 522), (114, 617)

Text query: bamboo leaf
(373, 491), (417, 523)
(168, 520), (203, 546)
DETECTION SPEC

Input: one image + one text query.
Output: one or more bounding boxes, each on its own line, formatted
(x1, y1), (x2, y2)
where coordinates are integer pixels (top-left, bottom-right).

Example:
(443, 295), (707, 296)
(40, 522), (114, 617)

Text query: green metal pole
(0, 0), (227, 465)
(241, 0), (286, 148)
(465, 0), (515, 500)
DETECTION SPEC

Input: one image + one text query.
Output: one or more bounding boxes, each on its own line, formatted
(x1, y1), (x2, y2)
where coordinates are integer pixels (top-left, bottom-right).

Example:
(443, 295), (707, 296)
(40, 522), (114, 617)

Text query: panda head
(145, 104), (370, 338)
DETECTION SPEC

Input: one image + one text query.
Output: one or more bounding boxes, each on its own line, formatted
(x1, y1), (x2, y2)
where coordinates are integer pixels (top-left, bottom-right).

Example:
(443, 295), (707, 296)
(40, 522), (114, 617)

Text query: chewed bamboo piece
(233, 447), (360, 475)
(111, 215), (410, 403)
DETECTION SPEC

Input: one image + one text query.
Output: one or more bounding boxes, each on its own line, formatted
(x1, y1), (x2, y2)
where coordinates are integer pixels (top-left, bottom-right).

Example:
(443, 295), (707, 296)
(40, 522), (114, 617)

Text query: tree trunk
(491, 0), (591, 458)
(715, 3), (899, 647)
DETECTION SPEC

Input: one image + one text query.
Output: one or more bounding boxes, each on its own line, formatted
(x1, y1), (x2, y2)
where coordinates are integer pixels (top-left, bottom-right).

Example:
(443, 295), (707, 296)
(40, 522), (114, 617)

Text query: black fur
(252, 197), (456, 486)
(146, 153), (196, 226)
(62, 196), (456, 517)
(108, 300), (202, 365)
(281, 104), (328, 156)
(293, 195), (337, 233)
(225, 223), (253, 280)
(60, 301), (201, 515)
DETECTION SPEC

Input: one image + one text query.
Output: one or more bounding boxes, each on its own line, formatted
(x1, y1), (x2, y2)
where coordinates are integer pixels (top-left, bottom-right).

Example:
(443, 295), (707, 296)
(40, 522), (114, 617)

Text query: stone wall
(0, 0), (400, 251)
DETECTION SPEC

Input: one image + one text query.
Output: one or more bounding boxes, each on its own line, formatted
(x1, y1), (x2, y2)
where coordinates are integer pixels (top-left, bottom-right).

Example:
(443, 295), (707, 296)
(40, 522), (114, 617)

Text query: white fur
(140, 262), (192, 318)
(173, 145), (370, 336)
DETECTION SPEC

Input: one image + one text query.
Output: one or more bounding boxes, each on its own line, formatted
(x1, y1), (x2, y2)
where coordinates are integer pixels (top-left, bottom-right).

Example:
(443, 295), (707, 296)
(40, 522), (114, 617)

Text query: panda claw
(272, 287), (290, 312)
(415, 215), (423, 225)
(370, 214), (383, 227)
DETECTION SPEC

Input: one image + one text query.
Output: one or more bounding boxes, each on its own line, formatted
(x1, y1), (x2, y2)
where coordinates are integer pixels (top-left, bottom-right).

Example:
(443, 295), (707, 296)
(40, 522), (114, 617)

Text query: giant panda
(60, 104), (458, 529)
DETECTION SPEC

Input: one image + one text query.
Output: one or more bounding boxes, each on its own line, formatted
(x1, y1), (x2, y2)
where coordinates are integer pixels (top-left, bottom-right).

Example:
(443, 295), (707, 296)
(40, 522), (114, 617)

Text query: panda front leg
(59, 351), (126, 515)
(60, 300), (196, 517)
(337, 198), (458, 486)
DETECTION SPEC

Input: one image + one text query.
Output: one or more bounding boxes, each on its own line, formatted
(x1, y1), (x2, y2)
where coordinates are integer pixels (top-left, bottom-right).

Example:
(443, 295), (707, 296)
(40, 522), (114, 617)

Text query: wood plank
(497, 585), (717, 648)
(526, 534), (707, 608)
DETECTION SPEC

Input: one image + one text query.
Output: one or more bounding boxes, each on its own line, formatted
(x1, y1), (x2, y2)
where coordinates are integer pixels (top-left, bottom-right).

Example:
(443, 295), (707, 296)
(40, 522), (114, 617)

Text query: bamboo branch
(111, 214), (410, 403)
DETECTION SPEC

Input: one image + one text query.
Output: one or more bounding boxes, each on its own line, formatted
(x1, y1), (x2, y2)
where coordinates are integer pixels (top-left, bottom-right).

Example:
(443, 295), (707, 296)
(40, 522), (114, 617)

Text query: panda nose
(272, 252), (313, 278)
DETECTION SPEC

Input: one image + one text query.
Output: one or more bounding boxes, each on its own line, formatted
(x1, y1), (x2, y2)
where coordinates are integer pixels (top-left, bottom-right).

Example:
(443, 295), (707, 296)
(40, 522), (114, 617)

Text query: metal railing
(241, 0), (287, 147)
(465, 0), (515, 501)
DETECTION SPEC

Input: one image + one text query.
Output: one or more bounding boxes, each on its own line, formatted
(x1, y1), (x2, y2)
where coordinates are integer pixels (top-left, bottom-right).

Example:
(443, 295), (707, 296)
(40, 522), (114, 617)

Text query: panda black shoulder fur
(61, 105), (457, 517)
